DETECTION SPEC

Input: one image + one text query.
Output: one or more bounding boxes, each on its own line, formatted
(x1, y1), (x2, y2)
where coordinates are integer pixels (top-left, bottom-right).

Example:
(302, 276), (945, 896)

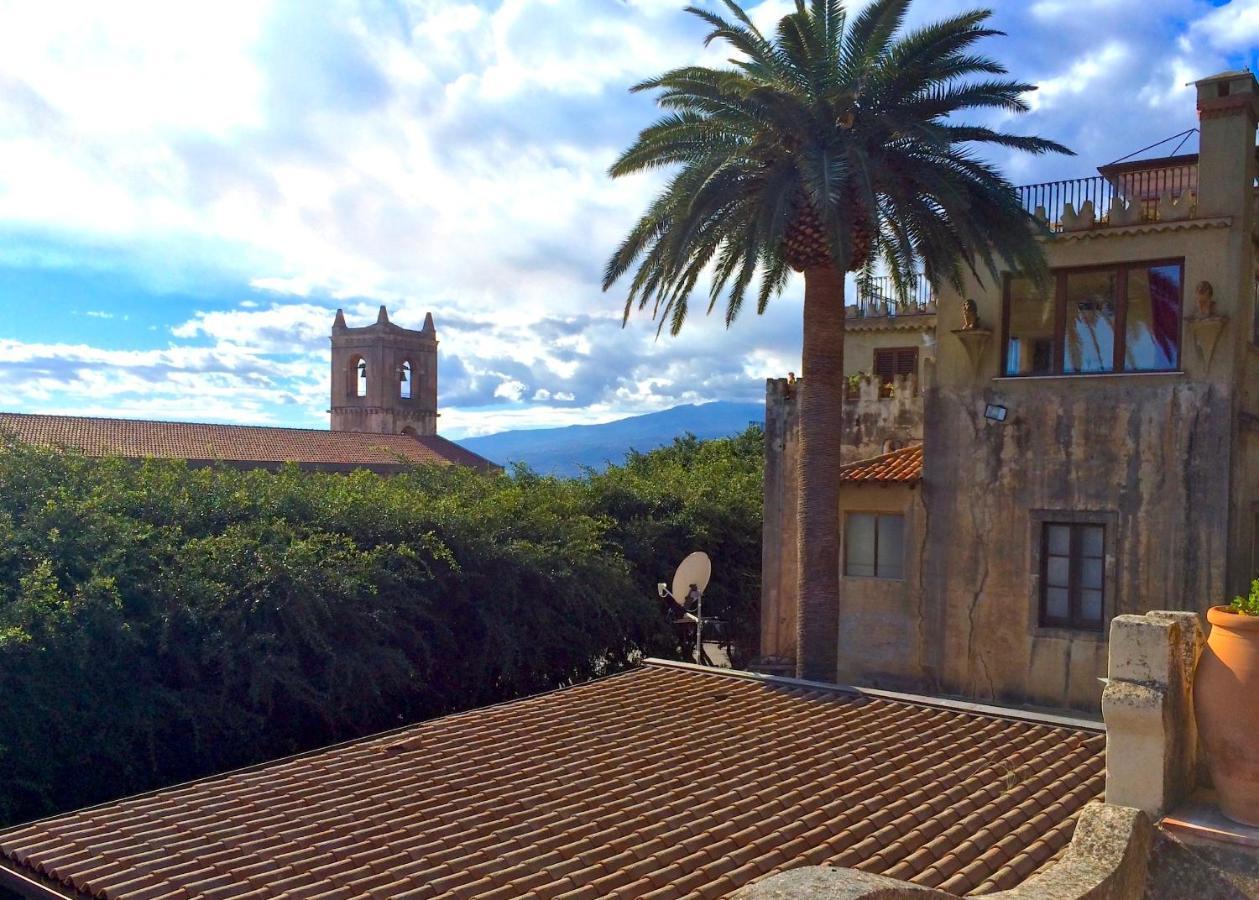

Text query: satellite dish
(672, 551), (712, 604)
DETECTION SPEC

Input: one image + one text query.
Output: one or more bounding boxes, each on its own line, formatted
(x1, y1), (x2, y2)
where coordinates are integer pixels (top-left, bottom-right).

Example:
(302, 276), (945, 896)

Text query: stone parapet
(1101, 612), (1203, 817)
(731, 868), (954, 899)
(733, 803), (1153, 900)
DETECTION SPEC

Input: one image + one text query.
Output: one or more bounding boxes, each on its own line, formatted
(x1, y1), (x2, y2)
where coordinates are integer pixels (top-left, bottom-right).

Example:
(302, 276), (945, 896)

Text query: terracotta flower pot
(1195, 605), (1259, 826)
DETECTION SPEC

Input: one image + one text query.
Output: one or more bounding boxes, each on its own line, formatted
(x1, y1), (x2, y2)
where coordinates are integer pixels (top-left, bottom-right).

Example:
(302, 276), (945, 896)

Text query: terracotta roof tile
(0, 663), (1103, 899)
(840, 442), (923, 483)
(0, 412), (496, 472)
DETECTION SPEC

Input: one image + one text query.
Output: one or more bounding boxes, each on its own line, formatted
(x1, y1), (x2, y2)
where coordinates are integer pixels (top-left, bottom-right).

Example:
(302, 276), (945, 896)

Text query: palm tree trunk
(796, 263), (844, 682)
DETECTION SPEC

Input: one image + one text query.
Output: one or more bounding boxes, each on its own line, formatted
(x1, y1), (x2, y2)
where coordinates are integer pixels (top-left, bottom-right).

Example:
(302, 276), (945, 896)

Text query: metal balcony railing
(1017, 161), (1198, 233)
(852, 274), (933, 318)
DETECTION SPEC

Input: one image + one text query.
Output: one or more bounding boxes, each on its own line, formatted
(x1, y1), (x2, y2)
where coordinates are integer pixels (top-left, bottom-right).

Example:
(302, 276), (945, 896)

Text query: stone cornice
(1049, 216), (1232, 243)
(846, 313), (936, 333)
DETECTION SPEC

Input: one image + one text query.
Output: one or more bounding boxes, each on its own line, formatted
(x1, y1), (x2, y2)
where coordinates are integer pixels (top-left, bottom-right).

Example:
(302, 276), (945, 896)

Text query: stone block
(1102, 680), (1172, 815)
(1107, 616), (1176, 685)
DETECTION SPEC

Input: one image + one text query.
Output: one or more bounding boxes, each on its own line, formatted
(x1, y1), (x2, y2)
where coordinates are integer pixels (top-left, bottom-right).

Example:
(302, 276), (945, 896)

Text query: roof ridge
(0, 410), (424, 440)
(839, 442), (923, 471)
(642, 659), (1103, 732)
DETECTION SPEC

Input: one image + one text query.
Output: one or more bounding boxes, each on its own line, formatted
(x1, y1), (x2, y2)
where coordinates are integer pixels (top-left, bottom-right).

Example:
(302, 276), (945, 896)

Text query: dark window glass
(1125, 265), (1181, 371)
(1040, 523), (1106, 631)
(1006, 278), (1055, 375)
(844, 513), (905, 580)
(1064, 271), (1117, 374)
(845, 514), (876, 577)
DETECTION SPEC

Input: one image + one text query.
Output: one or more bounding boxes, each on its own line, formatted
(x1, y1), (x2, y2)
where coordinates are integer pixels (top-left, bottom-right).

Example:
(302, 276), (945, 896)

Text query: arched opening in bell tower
(399, 360), (413, 400)
(348, 356), (368, 398)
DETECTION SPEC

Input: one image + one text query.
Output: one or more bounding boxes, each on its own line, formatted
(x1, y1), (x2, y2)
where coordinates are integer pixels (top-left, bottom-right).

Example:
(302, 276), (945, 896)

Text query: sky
(0, 0), (1255, 439)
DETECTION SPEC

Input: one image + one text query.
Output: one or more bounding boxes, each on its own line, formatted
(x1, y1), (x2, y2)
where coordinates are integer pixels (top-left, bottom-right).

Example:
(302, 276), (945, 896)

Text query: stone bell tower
(330, 305), (438, 436)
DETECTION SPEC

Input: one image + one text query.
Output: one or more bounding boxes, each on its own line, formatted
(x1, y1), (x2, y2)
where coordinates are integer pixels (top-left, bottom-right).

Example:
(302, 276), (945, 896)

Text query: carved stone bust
(961, 297), (980, 331)
(1196, 280), (1216, 317)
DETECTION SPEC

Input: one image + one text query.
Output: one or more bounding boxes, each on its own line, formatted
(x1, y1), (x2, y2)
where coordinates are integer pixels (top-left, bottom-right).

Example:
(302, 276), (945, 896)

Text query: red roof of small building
(840, 443), (923, 484)
(0, 661), (1104, 900)
(0, 412), (496, 472)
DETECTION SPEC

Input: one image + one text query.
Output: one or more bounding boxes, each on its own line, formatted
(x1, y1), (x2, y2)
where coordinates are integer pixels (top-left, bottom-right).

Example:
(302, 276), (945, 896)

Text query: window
(1040, 523), (1105, 631)
(1003, 261), (1182, 377)
(1006, 277), (1055, 375)
(844, 513), (905, 579)
(873, 348), (918, 397)
(400, 360), (413, 399)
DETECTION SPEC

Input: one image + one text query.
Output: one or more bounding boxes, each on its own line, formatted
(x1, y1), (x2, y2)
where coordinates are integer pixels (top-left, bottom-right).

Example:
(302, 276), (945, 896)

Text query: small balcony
(848, 274), (935, 323)
(1017, 157), (1199, 234)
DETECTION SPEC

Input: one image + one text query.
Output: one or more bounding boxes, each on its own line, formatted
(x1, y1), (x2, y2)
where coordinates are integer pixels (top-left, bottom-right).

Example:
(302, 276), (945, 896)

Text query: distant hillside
(457, 402), (764, 476)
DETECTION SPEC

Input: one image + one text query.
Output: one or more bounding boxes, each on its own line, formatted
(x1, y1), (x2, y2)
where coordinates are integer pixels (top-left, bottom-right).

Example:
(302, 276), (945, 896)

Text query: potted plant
(1195, 581), (1259, 826)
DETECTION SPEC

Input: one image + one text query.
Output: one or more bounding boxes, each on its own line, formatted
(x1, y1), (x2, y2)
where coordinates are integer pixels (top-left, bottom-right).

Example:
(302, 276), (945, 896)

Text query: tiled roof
(0, 662), (1104, 900)
(840, 443), (923, 483)
(0, 412), (496, 472)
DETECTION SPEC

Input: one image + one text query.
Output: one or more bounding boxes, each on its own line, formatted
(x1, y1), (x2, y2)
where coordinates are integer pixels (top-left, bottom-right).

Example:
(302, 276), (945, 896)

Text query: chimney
(1195, 70), (1259, 221)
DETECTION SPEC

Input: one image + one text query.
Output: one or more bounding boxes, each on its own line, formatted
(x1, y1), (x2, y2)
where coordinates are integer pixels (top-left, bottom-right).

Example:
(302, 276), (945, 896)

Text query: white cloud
(171, 302), (335, 352)
(1191, 0), (1259, 53)
(0, 336), (327, 427)
(493, 378), (527, 402)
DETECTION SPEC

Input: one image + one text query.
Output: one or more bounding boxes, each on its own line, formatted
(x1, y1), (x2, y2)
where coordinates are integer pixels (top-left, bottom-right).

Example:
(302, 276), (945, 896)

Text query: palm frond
(605, 0), (1071, 334)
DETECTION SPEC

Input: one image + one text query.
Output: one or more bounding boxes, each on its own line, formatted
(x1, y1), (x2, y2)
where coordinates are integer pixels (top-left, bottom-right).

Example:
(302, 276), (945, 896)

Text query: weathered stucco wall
(922, 373), (1230, 709)
(761, 376), (926, 665)
(841, 374), (923, 463)
(836, 483), (928, 690)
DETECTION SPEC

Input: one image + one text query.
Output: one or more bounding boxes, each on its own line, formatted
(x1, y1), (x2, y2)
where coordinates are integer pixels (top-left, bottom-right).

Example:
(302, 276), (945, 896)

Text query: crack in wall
(1181, 386), (1206, 609)
(915, 486), (932, 690)
(962, 401), (996, 701)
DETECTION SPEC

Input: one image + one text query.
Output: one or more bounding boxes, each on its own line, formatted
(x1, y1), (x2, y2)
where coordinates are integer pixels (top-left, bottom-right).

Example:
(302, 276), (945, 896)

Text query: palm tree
(604, 0), (1069, 681)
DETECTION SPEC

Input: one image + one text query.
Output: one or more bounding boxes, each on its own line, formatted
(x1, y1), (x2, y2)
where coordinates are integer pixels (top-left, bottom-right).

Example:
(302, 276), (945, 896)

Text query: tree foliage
(604, 0), (1071, 333)
(0, 428), (762, 826)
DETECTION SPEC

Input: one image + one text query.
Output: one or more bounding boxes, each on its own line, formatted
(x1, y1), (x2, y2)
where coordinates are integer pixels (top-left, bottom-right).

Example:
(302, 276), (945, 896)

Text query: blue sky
(0, 0), (1254, 438)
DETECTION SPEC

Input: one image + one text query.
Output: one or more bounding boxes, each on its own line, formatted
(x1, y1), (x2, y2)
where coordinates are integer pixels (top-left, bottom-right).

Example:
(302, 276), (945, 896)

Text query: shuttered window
(873, 348), (918, 397)
(844, 513), (905, 580)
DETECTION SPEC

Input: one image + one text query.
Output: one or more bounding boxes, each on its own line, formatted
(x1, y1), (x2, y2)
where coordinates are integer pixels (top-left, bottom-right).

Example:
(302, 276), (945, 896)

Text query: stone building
(761, 70), (1259, 711)
(0, 306), (496, 474)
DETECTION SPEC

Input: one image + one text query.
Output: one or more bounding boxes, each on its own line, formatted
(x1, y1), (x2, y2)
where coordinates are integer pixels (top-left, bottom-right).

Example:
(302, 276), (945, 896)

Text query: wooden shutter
(873, 348), (918, 395)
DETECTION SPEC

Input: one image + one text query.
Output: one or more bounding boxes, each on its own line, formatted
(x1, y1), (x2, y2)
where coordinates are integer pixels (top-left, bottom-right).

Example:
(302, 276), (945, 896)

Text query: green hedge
(0, 426), (762, 826)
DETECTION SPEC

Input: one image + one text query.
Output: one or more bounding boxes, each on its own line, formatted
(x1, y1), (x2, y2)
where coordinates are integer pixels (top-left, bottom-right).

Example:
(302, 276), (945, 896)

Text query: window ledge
(1031, 625), (1108, 643)
(993, 370), (1185, 383)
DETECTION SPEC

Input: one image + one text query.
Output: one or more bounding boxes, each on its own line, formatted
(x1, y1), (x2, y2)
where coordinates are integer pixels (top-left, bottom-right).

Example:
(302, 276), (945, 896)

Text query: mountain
(456, 402), (764, 477)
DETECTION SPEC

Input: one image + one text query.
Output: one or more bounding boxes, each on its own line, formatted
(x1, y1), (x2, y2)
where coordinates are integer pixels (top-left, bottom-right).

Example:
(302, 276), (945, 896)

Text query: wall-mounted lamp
(984, 404), (1008, 423)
